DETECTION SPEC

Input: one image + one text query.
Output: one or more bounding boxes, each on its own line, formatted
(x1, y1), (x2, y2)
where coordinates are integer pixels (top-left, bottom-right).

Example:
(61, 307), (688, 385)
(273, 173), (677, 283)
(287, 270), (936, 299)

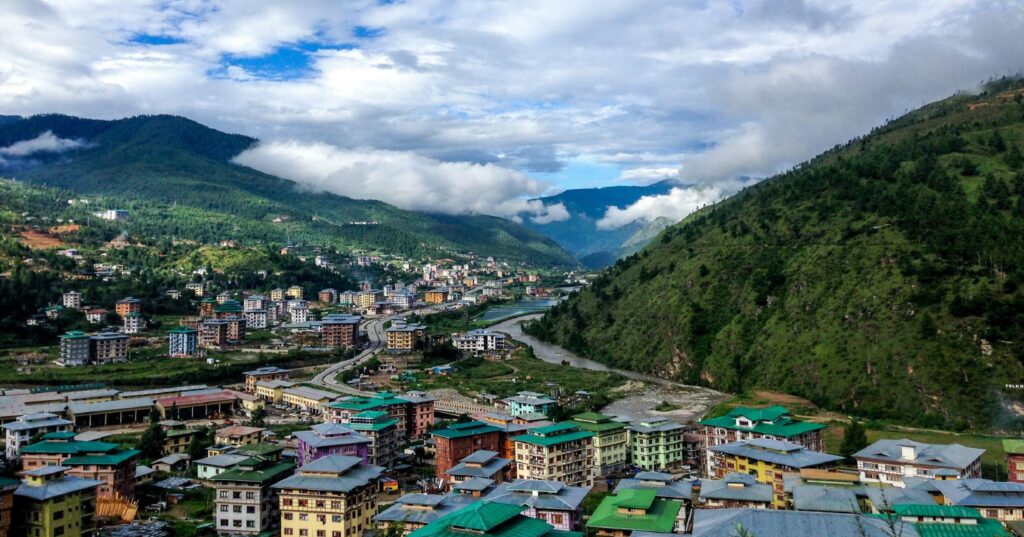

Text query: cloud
(0, 130), (88, 156)
(596, 186), (724, 230)
(619, 166), (679, 183)
(233, 140), (565, 219)
(529, 202), (570, 224)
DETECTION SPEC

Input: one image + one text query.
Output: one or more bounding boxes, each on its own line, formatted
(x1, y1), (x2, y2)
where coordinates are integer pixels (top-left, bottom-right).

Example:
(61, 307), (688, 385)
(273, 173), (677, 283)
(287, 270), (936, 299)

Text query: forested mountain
(0, 114), (575, 266)
(522, 181), (675, 267)
(528, 80), (1024, 430)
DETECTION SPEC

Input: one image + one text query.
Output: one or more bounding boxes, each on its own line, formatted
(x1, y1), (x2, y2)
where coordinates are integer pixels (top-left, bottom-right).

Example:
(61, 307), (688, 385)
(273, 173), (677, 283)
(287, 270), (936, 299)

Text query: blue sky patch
(129, 33), (186, 46)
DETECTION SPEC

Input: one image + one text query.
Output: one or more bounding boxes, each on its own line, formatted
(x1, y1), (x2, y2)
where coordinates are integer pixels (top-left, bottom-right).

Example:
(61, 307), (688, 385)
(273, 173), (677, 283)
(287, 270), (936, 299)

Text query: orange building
(114, 297), (141, 318)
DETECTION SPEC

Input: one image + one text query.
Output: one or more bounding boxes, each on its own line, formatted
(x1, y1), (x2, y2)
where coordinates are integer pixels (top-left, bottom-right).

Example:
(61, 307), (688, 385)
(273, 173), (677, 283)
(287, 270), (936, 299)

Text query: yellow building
(215, 425), (266, 447)
(255, 380), (295, 403)
(274, 455), (383, 537)
(708, 438), (844, 507)
(281, 386), (337, 415)
(270, 288), (286, 301)
(571, 412), (628, 477)
(385, 321), (427, 352)
(163, 428), (200, 455)
(286, 286), (304, 300)
(424, 289), (448, 304)
(13, 466), (101, 537)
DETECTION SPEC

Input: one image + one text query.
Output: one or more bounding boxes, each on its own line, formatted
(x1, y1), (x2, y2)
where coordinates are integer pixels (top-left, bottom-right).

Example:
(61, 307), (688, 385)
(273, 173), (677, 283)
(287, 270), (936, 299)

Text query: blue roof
(932, 479), (1024, 508)
(484, 480), (591, 511)
(791, 485), (860, 513)
(15, 475), (102, 501)
(699, 473), (773, 504)
(853, 439), (984, 470)
(710, 439), (843, 469)
(685, 509), (921, 537)
(376, 494), (476, 525)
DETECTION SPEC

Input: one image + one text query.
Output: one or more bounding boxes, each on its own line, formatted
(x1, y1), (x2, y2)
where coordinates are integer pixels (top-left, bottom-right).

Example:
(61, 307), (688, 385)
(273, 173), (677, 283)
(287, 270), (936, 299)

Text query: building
(122, 312), (143, 334)
(90, 332), (129, 364)
(289, 305), (309, 324)
(243, 367), (290, 393)
(199, 319), (230, 349)
(355, 290), (383, 309)
(281, 386), (337, 415)
(445, 450), (511, 490)
(390, 289), (415, 309)
(286, 286), (304, 300)
(214, 300), (244, 319)
(212, 455), (295, 535)
(20, 433), (139, 499)
(424, 289), (448, 304)
(243, 295), (267, 312)
(215, 426), (266, 447)
(196, 453), (251, 480)
(164, 428), (201, 455)
(504, 392), (556, 417)
(85, 308), (108, 324)
(168, 326), (199, 357)
(270, 288), (286, 302)
(566, 413), (626, 477)
(67, 398), (153, 428)
(58, 331), (91, 367)
(853, 439), (985, 487)
(327, 391), (435, 441)
(155, 391), (239, 420)
(512, 422), (595, 486)
(432, 421), (503, 478)
(374, 493), (476, 535)
(243, 310), (268, 330)
(687, 508), (922, 537)
(318, 288), (337, 303)
(0, 475), (16, 537)
(62, 291), (82, 309)
(699, 405), (825, 474)
(294, 423), (371, 466)
(483, 480), (591, 531)
(274, 455), (383, 537)
(186, 282), (205, 297)
(408, 502), (578, 537)
(708, 438), (844, 507)
(152, 453), (191, 473)
(13, 466), (101, 537)
(3, 412), (72, 462)
(255, 380), (295, 403)
(1005, 439), (1024, 483)
(348, 411), (400, 469)
(586, 489), (684, 537)
(114, 297), (141, 318)
(627, 419), (687, 472)
(452, 329), (508, 355)
(386, 320), (427, 352)
(698, 473), (773, 509)
(321, 314), (362, 348)
(913, 478), (1024, 524)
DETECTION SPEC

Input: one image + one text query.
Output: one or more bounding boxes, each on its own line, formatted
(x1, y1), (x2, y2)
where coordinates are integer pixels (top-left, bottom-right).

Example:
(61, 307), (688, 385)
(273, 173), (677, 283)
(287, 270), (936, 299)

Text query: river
(488, 314), (729, 423)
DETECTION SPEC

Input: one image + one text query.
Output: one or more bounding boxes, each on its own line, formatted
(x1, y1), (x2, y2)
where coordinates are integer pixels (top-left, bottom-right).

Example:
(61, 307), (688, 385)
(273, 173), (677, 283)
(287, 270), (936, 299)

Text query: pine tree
(839, 421), (869, 459)
(138, 419), (167, 460)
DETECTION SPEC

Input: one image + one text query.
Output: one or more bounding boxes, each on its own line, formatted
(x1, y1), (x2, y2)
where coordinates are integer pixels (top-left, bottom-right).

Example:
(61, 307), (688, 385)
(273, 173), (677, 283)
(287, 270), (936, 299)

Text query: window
(247, 506), (255, 514)
(285, 529), (293, 535)
(246, 491), (256, 499)
(220, 505), (228, 512)
(285, 513), (293, 520)
(300, 531), (308, 536)
(233, 506), (242, 513)
(246, 521), (255, 528)
(333, 515), (343, 523)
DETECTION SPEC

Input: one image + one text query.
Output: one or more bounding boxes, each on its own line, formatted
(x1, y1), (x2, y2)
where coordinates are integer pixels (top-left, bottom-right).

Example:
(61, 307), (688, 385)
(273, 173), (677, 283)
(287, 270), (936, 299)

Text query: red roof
(156, 390), (238, 408)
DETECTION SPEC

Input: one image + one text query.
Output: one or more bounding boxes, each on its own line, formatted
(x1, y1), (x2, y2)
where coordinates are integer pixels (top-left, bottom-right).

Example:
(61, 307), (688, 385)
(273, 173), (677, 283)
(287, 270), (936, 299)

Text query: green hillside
(527, 80), (1024, 430)
(0, 114), (575, 266)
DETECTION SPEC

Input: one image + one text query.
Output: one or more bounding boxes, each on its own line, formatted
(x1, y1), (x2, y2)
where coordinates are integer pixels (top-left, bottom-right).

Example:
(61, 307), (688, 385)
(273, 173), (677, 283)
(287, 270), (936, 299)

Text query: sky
(1, 1), (1023, 228)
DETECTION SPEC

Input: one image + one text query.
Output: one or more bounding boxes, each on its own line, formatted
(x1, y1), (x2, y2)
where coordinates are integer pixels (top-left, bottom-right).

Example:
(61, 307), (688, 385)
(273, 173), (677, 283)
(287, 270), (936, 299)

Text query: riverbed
(488, 314), (728, 423)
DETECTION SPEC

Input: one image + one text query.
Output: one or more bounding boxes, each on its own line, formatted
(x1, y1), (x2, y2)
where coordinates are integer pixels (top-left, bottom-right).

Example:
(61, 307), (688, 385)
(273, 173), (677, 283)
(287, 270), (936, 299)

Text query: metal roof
(710, 439), (843, 469)
(15, 475), (102, 501)
(792, 485), (860, 513)
(68, 397), (154, 415)
(853, 439), (985, 470)
(273, 462), (382, 493)
(485, 480), (591, 511)
(699, 473), (773, 504)
(687, 508), (921, 537)
(376, 494), (476, 525)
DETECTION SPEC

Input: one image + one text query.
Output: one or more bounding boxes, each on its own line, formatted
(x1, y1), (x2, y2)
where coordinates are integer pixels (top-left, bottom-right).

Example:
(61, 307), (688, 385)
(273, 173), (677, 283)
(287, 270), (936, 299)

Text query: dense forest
(528, 79), (1024, 430)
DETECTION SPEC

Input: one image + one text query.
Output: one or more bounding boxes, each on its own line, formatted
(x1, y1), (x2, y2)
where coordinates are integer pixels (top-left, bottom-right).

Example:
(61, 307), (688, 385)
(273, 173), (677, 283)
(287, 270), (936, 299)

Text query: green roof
(328, 394), (406, 411)
(166, 429), (200, 438)
(212, 461), (295, 485)
(61, 331), (90, 339)
(587, 492), (682, 533)
(236, 443), (284, 457)
(1002, 439), (1024, 455)
(20, 440), (119, 455)
(41, 431), (77, 440)
(0, 477), (19, 489)
(572, 413), (625, 433)
(408, 502), (573, 537)
(893, 504), (982, 519)
(432, 421), (502, 440)
(613, 489), (657, 510)
(699, 405), (825, 437)
(349, 418), (399, 432)
(64, 449), (139, 466)
(354, 410), (390, 419)
(531, 422), (580, 435)
(214, 300), (243, 313)
(512, 423), (594, 447)
(169, 326), (197, 334)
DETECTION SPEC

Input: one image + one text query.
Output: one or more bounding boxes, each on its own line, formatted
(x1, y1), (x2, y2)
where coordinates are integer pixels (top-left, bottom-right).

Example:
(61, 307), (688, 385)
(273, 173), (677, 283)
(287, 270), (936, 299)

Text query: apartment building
(114, 297), (141, 318)
(483, 480), (591, 531)
(512, 422), (595, 487)
(504, 392), (556, 417)
(122, 312), (143, 334)
(452, 329), (508, 355)
(386, 320), (427, 352)
(347, 411), (400, 469)
(294, 423), (371, 467)
(212, 455), (295, 535)
(286, 286), (304, 300)
(853, 439), (984, 487)
(58, 331), (92, 366)
(20, 433), (139, 499)
(571, 412), (627, 477)
(326, 391), (435, 441)
(424, 288), (448, 304)
(13, 466), (100, 537)
(444, 450), (511, 490)
(628, 418), (687, 472)
(374, 493), (475, 536)
(243, 367), (289, 393)
(698, 405), (825, 474)
(91, 332), (130, 364)
(274, 455), (383, 537)
(243, 310), (268, 330)
(321, 314), (362, 348)
(62, 291), (82, 309)
(432, 421), (503, 477)
(168, 326), (198, 357)
(709, 438), (844, 507)
(3, 412), (72, 462)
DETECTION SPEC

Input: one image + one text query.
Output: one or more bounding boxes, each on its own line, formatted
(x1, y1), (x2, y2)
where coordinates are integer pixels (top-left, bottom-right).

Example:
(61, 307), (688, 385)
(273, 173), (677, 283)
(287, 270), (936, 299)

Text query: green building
(587, 489), (683, 537)
(571, 412), (627, 477)
(14, 466), (101, 537)
(408, 500), (581, 537)
(627, 419), (686, 472)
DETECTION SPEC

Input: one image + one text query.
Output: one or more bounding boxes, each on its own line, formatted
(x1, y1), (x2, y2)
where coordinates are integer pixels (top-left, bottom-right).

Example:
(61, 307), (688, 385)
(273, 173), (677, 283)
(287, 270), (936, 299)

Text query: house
(20, 433), (139, 499)
(386, 320), (427, 351)
(853, 439), (985, 487)
(452, 329), (507, 355)
(432, 421), (503, 477)
(708, 438), (844, 507)
(294, 423), (371, 466)
(586, 489), (685, 537)
(698, 473), (773, 509)
(374, 493), (476, 535)
(3, 412), (72, 462)
(273, 455), (383, 537)
(627, 419), (687, 472)
(151, 453), (190, 473)
(280, 386), (338, 415)
(504, 392), (556, 417)
(408, 502), (580, 537)
(698, 405), (825, 475)
(614, 472), (695, 502)
(215, 425), (266, 447)
(168, 326), (198, 357)
(571, 412), (628, 477)
(13, 467), (100, 537)
(212, 455), (295, 535)
(512, 422), (595, 486)
(85, 308), (108, 324)
(483, 480), (591, 531)
(1004, 439), (1024, 483)
(347, 411), (400, 469)
(445, 450), (511, 490)
(196, 453), (250, 480)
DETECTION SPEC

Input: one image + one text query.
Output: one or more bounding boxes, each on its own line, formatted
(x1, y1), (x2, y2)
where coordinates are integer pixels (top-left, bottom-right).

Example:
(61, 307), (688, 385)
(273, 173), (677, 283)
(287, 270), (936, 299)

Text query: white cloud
(619, 166), (679, 183)
(232, 140), (565, 219)
(529, 202), (570, 224)
(0, 130), (88, 156)
(596, 186), (724, 230)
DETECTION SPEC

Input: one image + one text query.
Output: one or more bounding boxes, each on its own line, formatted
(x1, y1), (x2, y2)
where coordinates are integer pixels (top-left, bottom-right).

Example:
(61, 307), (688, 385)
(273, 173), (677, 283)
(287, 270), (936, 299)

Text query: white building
(95, 209), (128, 220)
(452, 329), (508, 354)
(123, 312), (143, 334)
(168, 326), (199, 357)
(243, 295), (266, 312)
(244, 310), (268, 330)
(3, 412), (73, 461)
(62, 291), (82, 309)
(290, 307), (309, 324)
(853, 439), (985, 487)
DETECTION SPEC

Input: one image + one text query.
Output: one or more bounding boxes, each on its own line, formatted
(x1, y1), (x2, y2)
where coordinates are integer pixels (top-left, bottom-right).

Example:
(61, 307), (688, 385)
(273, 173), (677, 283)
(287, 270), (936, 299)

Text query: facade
(13, 466), (101, 537)
(294, 423), (371, 467)
(196, 454), (250, 480)
(90, 332), (130, 364)
(452, 329), (507, 355)
(62, 291), (82, 309)
(155, 391), (239, 420)
(699, 405), (825, 475)
(164, 428), (200, 455)
(281, 386), (337, 415)
(215, 426), (266, 447)
(375, 493), (475, 535)
(199, 319), (230, 349)
(243, 310), (268, 330)
(20, 434), (139, 499)
(243, 366), (290, 394)
(512, 422), (595, 487)
(504, 392), (556, 417)
(483, 480), (590, 531)
(445, 450), (511, 490)
(286, 286), (304, 300)
(586, 489), (684, 537)
(432, 421), (503, 478)
(326, 391), (435, 441)
(628, 418), (687, 472)
(318, 288), (337, 303)
(424, 289), (448, 304)
(1006, 439), (1024, 483)
(243, 295), (267, 312)
(321, 314), (362, 348)
(212, 455), (295, 536)
(853, 439), (985, 488)
(114, 297), (142, 318)
(58, 331), (92, 367)
(0, 476), (15, 537)
(168, 326), (198, 357)
(3, 412), (73, 462)
(709, 438), (844, 507)
(386, 320), (427, 352)
(698, 472), (773, 509)
(347, 411), (400, 469)
(274, 455), (383, 537)
(570, 413), (627, 477)
(122, 312), (143, 334)
(255, 380), (295, 403)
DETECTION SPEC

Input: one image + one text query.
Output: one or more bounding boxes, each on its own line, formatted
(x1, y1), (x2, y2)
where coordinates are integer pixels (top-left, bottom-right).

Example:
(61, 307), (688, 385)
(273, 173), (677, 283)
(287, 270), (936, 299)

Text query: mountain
(527, 79), (1024, 430)
(522, 181), (675, 267)
(0, 114), (576, 266)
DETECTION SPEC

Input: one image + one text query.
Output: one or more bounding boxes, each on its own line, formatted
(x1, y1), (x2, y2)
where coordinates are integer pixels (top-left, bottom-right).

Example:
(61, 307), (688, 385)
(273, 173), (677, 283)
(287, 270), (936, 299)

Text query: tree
(187, 427), (211, 462)
(839, 421), (869, 460)
(248, 407), (267, 427)
(138, 420), (167, 460)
